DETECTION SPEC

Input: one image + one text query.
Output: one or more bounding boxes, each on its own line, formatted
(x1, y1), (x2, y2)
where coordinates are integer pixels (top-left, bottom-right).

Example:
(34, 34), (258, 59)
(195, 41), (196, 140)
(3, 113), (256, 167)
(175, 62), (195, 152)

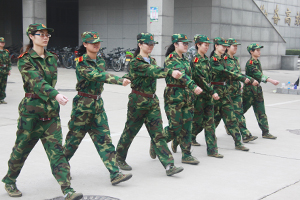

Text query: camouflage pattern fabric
(81, 31), (103, 43)
(247, 43), (264, 53)
(218, 53), (254, 138)
(172, 34), (192, 43)
(63, 53), (124, 179)
(137, 32), (158, 44)
(26, 23), (54, 37)
(163, 51), (197, 158)
(0, 37), (5, 42)
(210, 52), (247, 146)
(116, 55), (174, 168)
(191, 53), (218, 155)
(242, 58), (270, 135)
(2, 48), (74, 195)
(0, 49), (11, 100)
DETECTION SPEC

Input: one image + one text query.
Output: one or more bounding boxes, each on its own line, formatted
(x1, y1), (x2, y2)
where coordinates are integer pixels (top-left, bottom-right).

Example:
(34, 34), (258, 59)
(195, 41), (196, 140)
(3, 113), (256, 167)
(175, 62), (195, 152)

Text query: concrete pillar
(22, 0), (46, 49)
(147, 0), (174, 67)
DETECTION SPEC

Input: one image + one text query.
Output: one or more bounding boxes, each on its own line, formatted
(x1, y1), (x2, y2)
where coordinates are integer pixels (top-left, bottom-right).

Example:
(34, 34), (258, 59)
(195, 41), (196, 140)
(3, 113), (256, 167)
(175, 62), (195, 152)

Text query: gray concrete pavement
(0, 66), (300, 200)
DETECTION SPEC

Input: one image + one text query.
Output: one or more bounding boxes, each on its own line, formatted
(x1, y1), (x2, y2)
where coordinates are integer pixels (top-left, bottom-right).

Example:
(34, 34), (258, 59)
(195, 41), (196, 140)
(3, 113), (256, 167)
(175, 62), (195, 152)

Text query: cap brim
(181, 39), (192, 43)
(222, 44), (230, 47)
(232, 43), (241, 45)
(147, 41), (158, 45)
(204, 41), (213, 44)
(39, 28), (54, 33)
(86, 39), (103, 43)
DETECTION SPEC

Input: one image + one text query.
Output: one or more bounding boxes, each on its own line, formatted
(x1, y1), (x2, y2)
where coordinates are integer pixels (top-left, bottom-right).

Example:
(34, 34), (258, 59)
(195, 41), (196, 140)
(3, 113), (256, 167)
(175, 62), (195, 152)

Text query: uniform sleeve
(131, 58), (172, 78)
(18, 57), (59, 101)
(210, 59), (246, 82)
(245, 62), (269, 83)
(77, 61), (123, 85)
(192, 63), (214, 95)
(165, 58), (197, 91)
(7, 52), (11, 70)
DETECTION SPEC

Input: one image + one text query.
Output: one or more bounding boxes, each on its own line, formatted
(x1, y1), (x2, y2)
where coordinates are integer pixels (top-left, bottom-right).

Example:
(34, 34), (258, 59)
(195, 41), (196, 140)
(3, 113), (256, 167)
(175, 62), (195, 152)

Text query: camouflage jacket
(244, 58), (269, 95)
(73, 53), (124, 114)
(0, 49), (11, 75)
(18, 49), (60, 118)
(191, 53), (214, 99)
(164, 51), (197, 105)
(125, 54), (172, 94)
(210, 52), (246, 98)
(224, 53), (254, 95)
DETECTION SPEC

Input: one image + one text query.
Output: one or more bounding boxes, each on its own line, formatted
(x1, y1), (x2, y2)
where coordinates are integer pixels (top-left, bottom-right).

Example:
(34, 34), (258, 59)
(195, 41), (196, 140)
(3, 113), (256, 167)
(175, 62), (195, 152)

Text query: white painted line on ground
(266, 100), (300, 107)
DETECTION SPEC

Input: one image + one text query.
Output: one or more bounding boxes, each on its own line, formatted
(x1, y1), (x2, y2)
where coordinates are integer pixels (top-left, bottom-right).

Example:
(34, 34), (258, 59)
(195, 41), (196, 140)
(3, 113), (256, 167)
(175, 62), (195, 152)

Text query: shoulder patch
(249, 60), (253, 65)
(18, 52), (28, 58)
(223, 56), (228, 60)
(169, 54), (173, 58)
(5, 49), (9, 53)
(194, 57), (199, 63)
(78, 56), (84, 62)
(49, 51), (58, 56)
(213, 57), (218, 61)
(137, 57), (142, 60)
(151, 56), (156, 60)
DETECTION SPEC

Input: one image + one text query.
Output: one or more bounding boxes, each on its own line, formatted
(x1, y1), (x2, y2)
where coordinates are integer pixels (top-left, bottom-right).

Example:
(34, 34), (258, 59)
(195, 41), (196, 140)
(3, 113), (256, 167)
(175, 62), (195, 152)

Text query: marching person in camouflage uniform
(163, 34), (202, 165)
(216, 38), (259, 143)
(116, 32), (184, 176)
(63, 31), (132, 185)
(2, 23), (83, 200)
(190, 35), (223, 158)
(209, 37), (251, 151)
(0, 37), (11, 104)
(242, 43), (279, 139)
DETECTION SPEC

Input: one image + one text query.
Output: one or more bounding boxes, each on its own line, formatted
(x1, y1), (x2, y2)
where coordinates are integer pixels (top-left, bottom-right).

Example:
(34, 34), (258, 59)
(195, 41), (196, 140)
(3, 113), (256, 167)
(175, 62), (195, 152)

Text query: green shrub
(286, 49), (300, 58)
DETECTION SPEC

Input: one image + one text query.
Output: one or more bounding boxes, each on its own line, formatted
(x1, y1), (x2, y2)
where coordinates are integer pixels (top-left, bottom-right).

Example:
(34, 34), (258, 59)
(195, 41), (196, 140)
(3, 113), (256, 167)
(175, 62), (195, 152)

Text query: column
(147, 0), (174, 67)
(22, 0), (46, 49)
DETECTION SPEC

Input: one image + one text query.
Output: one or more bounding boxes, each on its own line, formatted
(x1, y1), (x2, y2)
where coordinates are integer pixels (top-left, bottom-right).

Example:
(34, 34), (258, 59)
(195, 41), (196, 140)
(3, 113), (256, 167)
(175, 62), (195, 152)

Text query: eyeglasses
(182, 42), (189, 46)
(34, 33), (51, 38)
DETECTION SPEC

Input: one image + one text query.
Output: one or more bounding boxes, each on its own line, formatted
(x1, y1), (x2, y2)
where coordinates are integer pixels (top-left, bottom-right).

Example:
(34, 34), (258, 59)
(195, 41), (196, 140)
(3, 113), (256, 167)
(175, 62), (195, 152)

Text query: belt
(39, 118), (51, 121)
(167, 84), (186, 88)
(25, 93), (41, 99)
(211, 82), (226, 86)
(132, 89), (155, 98)
(78, 92), (101, 100)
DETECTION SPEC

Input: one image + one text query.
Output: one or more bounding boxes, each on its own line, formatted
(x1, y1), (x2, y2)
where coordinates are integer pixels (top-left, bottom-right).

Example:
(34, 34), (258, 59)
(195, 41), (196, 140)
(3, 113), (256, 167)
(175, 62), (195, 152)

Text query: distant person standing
(242, 43), (279, 139)
(0, 37), (11, 104)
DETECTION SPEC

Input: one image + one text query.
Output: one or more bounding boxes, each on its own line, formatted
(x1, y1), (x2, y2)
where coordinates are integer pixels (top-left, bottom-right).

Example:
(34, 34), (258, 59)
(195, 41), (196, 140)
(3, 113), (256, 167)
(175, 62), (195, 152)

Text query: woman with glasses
(63, 31), (132, 185)
(116, 32), (184, 176)
(2, 23), (83, 200)
(163, 34), (202, 165)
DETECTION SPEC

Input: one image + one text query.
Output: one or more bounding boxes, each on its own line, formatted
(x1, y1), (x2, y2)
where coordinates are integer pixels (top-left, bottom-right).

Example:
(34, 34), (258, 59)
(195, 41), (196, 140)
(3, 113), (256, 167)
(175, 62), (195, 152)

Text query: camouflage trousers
(116, 94), (174, 168)
(215, 94), (252, 138)
(192, 95), (218, 155)
(0, 74), (8, 100)
(2, 116), (73, 195)
(63, 110), (119, 179)
(214, 94), (243, 146)
(242, 87), (269, 135)
(164, 101), (193, 158)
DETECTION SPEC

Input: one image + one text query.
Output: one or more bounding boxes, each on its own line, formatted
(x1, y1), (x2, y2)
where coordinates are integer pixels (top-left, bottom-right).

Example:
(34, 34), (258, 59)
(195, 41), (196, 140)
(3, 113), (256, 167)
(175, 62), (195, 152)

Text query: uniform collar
(171, 51), (187, 61)
(196, 53), (208, 61)
(213, 52), (222, 60)
(250, 57), (259, 64)
(29, 48), (53, 59)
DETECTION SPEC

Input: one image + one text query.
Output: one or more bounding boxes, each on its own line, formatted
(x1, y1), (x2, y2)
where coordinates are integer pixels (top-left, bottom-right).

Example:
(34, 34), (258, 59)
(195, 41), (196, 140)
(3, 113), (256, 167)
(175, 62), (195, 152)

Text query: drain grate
(286, 129), (300, 135)
(46, 195), (120, 200)
(57, 89), (76, 92)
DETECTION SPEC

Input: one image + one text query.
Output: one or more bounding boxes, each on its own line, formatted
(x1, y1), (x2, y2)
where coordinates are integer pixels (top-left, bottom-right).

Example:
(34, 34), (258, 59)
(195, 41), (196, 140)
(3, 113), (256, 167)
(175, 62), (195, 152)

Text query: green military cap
(227, 38), (241, 45)
(213, 37), (230, 46)
(0, 37), (5, 42)
(172, 34), (192, 43)
(26, 23), (54, 37)
(194, 34), (212, 44)
(81, 31), (103, 43)
(247, 43), (264, 53)
(137, 32), (158, 44)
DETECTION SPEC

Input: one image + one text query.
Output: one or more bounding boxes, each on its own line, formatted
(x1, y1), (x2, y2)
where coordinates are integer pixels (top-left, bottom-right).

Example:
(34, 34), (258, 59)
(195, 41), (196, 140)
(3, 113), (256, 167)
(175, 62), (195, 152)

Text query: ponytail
(133, 44), (140, 57)
(165, 43), (176, 57)
(210, 44), (217, 58)
(23, 40), (33, 53)
(77, 44), (86, 57)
